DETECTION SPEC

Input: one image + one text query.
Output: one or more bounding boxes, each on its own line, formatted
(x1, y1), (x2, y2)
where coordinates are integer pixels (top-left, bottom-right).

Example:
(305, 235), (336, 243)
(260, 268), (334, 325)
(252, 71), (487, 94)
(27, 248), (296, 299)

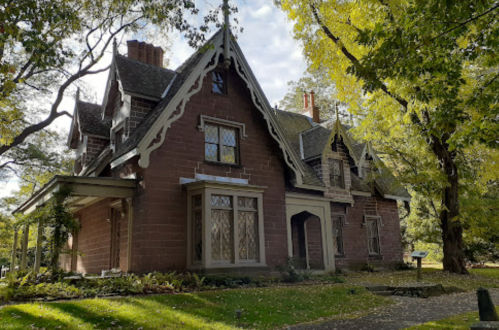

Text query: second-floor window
(205, 123), (238, 164)
(329, 159), (344, 188)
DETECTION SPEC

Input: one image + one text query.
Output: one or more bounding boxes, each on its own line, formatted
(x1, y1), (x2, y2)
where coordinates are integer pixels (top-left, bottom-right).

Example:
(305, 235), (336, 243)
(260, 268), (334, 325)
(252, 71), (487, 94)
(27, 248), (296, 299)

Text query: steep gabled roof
(110, 29), (315, 190)
(301, 125), (331, 160)
(112, 37), (209, 161)
(114, 55), (176, 100)
(77, 101), (112, 137)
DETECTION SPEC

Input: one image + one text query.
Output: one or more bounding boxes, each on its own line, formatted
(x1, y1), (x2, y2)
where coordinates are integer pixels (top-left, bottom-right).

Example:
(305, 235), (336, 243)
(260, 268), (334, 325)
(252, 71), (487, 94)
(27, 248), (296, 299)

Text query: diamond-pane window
(204, 124), (238, 164)
(238, 197), (257, 210)
(193, 211), (203, 262)
(366, 217), (381, 255)
(332, 216), (344, 255)
(238, 211), (258, 260)
(211, 195), (232, 208)
(211, 210), (232, 261)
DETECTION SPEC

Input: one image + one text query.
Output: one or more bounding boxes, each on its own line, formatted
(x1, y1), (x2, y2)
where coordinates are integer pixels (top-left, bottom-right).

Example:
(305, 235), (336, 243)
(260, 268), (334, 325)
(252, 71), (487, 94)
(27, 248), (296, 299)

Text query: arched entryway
(285, 194), (336, 273)
(290, 211), (324, 269)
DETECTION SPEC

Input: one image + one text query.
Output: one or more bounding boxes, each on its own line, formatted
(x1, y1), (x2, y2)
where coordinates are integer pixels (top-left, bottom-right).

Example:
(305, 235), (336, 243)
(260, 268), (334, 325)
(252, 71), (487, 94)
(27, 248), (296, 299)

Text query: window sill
(334, 254), (346, 259)
(368, 254), (383, 260)
(204, 160), (243, 169)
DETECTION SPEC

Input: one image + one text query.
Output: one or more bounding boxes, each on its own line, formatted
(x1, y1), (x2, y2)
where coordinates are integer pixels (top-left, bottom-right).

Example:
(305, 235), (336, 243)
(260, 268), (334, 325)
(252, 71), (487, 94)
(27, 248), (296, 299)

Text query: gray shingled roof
(374, 167), (411, 199)
(115, 55), (176, 100)
(350, 172), (371, 192)
(301, 125), (331, 160)
(77, 101), (111, 137)
(81, 146), (112, 176)
(112, 33), (215, 161)
(273, 110), (325, 187)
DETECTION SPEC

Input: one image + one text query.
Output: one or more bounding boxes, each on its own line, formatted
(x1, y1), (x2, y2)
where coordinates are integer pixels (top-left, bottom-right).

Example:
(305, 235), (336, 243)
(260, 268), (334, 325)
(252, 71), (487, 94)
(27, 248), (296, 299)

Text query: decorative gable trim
(324, 121), (360, 166)
(137, 46), (223, 168)
(133, 31), (309, 188)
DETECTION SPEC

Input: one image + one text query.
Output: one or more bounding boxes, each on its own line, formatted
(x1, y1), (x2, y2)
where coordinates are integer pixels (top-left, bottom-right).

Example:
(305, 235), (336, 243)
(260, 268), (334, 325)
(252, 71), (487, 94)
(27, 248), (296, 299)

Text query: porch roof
(14, 176), (137, 215)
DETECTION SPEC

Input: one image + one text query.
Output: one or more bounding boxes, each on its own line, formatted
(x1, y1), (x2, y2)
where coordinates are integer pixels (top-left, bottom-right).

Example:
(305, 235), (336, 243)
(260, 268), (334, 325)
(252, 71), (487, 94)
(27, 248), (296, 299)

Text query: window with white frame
(204, 124), (238, 164)
(186, 182), (265, 268)
(365, 216), (381, 255)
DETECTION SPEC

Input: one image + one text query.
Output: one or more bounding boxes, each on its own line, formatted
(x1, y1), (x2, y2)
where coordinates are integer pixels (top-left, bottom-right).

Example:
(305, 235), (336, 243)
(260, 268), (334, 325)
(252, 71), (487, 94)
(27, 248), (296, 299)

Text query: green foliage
(276, 257), (315, 283)
(279, 0), (499, 273)
(0, 0), (238, 166)
(20, 186), (79, 272)
(361, 262), (376, 273)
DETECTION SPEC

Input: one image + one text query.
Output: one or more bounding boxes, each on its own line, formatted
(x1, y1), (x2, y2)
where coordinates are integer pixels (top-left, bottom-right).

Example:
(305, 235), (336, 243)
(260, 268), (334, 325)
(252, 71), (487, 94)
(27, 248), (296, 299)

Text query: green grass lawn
(0, 284), (392, 330)
(346, 267), (499, 291)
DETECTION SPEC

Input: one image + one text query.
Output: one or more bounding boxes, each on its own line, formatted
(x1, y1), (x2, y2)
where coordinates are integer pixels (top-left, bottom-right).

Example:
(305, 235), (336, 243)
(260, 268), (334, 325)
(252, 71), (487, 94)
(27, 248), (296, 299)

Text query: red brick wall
(72, 199), (130, 274)
(305, 216), (324, 269)
(131, 66), (288, 273)
(130, 97), (156, 132)
(334, 195), (403, 270)
(84, 136), (109, 167)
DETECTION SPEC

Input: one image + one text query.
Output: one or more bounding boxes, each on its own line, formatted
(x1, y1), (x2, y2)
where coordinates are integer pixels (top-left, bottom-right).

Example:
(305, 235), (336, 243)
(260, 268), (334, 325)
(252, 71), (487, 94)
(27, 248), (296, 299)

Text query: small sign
(410, 251), (429, 258)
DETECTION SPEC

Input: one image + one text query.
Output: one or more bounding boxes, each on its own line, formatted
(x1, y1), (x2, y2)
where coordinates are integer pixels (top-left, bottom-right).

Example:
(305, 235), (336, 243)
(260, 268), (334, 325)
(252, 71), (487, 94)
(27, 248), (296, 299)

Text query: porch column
(34, 220), (43, 272)
(20, 225), (29, 271)
(126, 198), (133, 273)
(286, 212), (293, 258)
(10, 227), (18, 272)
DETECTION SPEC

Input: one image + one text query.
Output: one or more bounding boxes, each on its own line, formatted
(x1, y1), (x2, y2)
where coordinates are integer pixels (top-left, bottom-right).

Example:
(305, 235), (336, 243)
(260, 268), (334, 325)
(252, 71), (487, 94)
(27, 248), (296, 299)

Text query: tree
(279, 65), (350, 121)
(278, 0), (499, 273)
(0, 0), (237, 169)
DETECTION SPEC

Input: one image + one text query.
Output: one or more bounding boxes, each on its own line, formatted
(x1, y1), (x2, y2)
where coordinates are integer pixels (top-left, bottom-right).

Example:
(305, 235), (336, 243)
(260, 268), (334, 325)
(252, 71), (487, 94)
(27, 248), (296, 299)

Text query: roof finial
(223, 0), (231, 69)
(113, 38), (118, 56)
(335, 101), (340, 138)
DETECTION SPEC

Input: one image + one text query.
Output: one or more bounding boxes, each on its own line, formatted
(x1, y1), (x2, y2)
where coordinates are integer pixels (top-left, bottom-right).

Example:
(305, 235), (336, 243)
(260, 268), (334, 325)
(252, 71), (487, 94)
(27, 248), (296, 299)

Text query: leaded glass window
(204, 124), (238, 164)
(329, 159), (344, 188)
(332, 216), (344, 255)
(238, 197), (258, 260)
(211, 195), (233, 262)
(192, 195), (203, 263)
(366, 217), (381, 255)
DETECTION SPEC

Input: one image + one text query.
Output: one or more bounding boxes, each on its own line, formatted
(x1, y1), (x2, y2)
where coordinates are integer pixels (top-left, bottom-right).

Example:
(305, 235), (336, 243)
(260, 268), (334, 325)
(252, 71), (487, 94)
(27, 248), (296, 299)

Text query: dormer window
(329, 159), (344, 188)
(205, 123), (238, 164)
(212, 71), (227, 94)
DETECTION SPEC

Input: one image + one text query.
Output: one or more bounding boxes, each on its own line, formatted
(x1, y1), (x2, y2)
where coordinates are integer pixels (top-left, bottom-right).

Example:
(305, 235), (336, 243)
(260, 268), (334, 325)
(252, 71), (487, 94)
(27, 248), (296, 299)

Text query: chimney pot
(303, 92), (309, 109)
(310, 90), (315, 107)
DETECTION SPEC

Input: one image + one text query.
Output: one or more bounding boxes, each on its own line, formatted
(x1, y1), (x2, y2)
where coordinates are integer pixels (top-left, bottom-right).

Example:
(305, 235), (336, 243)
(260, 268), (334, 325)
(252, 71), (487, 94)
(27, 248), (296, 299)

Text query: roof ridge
(115, 54), (177, 74)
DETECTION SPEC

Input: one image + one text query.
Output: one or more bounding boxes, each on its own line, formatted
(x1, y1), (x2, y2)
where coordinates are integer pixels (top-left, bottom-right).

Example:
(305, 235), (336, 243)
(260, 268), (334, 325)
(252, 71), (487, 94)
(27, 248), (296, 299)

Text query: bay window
(186, 181), (266, 268)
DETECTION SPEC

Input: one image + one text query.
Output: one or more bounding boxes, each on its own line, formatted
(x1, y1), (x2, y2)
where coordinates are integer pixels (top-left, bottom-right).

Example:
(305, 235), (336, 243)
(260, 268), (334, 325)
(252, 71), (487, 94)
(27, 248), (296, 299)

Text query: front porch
(11, 176), (136, 274)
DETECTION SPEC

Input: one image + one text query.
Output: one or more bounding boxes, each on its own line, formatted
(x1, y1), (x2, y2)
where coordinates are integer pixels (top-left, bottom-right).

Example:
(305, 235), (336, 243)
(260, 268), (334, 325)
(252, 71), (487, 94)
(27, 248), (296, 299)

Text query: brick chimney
(127, 40), (164, 67)
(301, 90), (320, 123)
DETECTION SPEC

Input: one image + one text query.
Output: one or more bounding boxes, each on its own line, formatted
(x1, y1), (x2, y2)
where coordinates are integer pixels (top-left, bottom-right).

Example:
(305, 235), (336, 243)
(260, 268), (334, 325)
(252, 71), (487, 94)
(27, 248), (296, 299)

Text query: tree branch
(309, 3), (410, 111)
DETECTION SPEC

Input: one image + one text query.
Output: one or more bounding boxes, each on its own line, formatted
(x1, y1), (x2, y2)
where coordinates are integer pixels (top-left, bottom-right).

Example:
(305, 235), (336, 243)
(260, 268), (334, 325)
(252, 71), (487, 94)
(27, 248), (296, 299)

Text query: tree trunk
(432, 135), (468, 275)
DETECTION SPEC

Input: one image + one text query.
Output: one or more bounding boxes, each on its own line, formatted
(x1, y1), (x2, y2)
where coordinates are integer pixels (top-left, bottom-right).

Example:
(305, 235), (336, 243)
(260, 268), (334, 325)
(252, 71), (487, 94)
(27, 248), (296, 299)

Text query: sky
(0, 0), (308, 202)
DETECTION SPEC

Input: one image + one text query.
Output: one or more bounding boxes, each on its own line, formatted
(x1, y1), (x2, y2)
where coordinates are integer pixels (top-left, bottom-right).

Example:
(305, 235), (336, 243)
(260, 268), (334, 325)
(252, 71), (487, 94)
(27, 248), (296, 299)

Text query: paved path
(290, 289), (499, 330)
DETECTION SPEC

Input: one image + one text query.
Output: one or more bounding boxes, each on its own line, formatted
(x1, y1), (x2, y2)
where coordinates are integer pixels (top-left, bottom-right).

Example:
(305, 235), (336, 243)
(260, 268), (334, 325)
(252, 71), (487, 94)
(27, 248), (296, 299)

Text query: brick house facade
(16, 29), (410, 275)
